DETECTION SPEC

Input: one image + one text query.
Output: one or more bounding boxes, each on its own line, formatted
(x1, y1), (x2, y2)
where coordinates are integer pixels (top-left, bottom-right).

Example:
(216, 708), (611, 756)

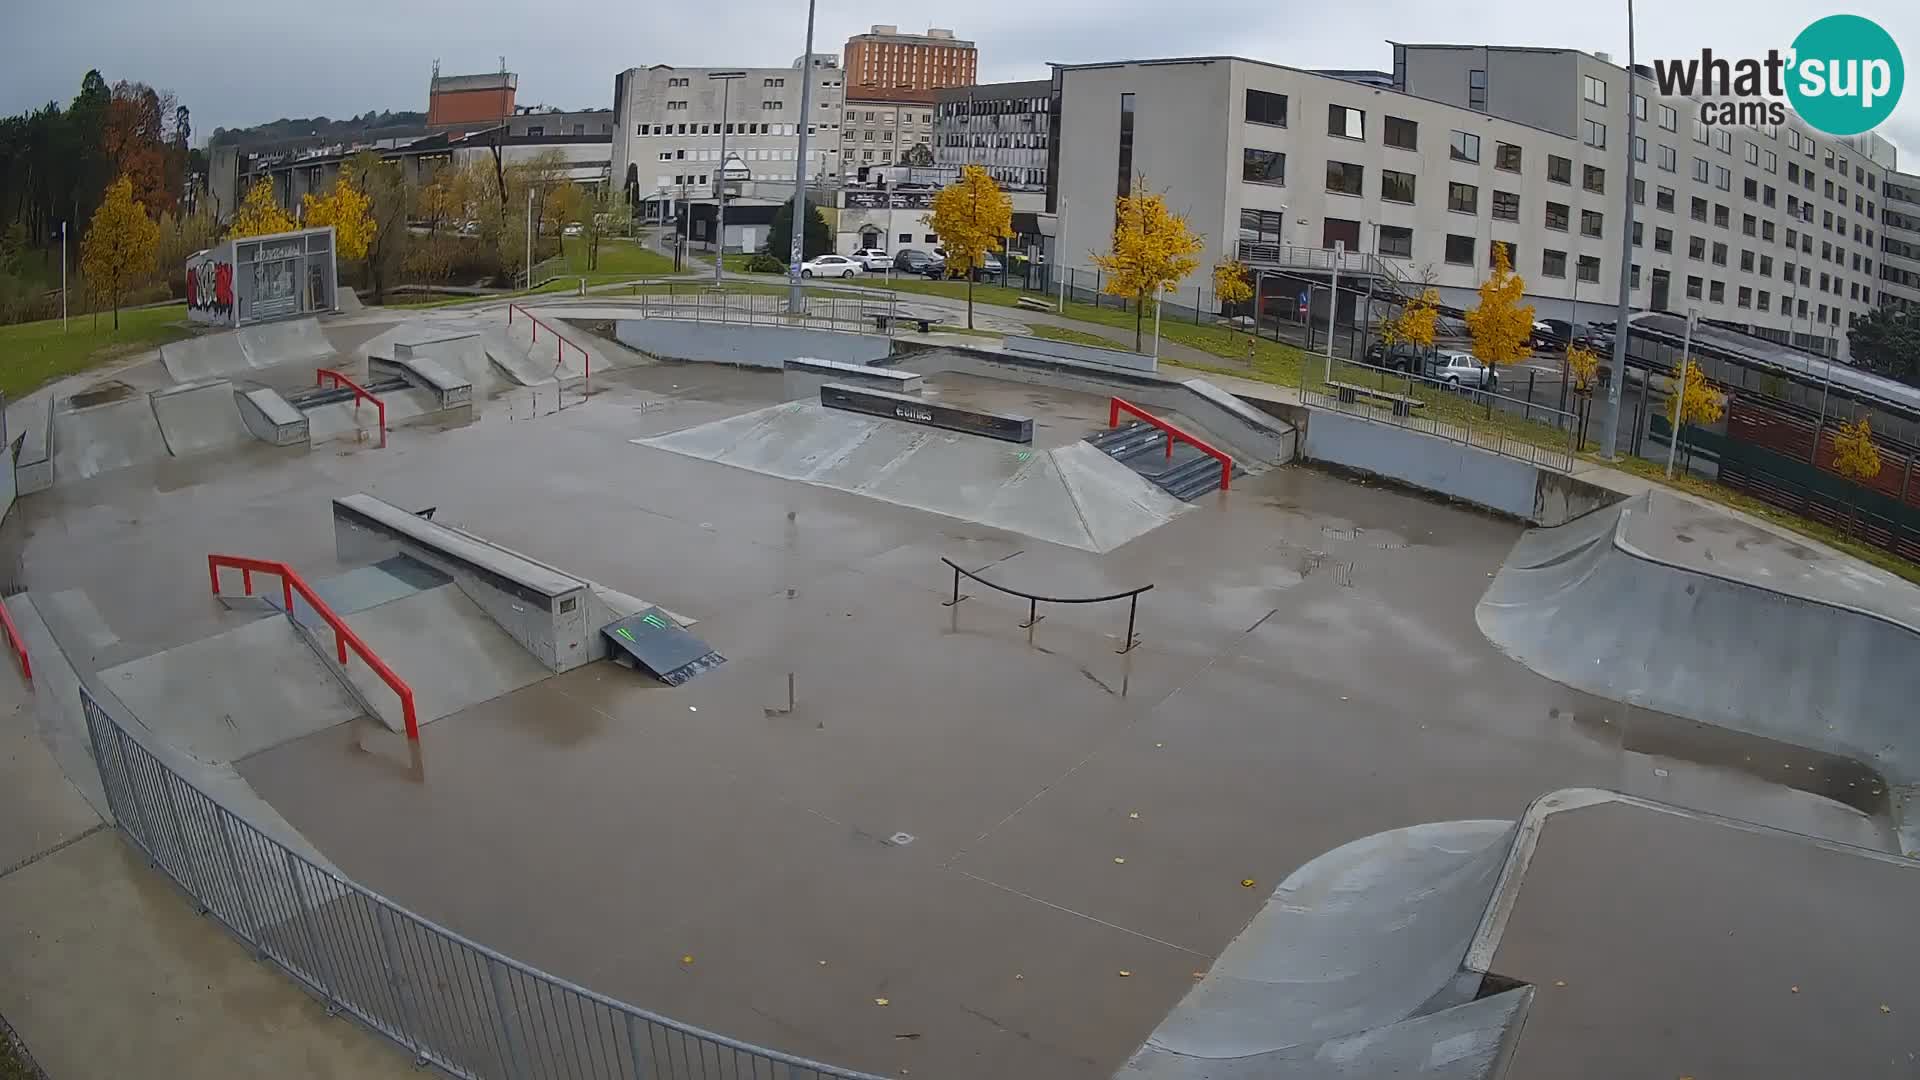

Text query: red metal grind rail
(508, 302), (592, 388)
(0, 600), (30, 682)
(207, 555), (419, 741)
(315, 368), (388, 448)
(1108, 396), (1233, 492)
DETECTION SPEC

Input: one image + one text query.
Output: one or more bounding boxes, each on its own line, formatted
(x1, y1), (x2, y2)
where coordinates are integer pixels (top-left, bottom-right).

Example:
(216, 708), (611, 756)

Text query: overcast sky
(3, 0), (1916, 157)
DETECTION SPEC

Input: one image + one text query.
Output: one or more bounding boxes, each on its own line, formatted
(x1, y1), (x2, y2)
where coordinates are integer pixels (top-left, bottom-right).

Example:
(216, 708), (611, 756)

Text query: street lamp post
(787, 0), (819, 314)
(710, 71), (746, 286)
(1666, 307), (1697, 478)
(1600, 0), (1641, 459)
(525, 187), (534, 290)
(60, 220), (68, 334)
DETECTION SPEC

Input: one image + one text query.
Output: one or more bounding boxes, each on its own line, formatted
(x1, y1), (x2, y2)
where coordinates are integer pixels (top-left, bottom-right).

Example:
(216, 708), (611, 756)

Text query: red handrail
(208, 555), (419, 741)
(0, 599), (30, 683)
(508, 303), (592, 388)
(1108, 396), (1233, 492)
(316, 368), (388, 448)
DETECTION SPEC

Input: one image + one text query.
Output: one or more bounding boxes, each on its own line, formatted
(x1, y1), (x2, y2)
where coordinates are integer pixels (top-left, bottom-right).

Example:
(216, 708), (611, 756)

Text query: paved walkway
(0, 669), (418, 1078)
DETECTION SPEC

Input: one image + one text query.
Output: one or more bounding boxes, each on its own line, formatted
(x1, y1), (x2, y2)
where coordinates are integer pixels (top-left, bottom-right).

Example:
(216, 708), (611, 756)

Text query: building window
(1713, 165), (1731, 191)
(1384, 115), (1418, 150)
(1712, 241), (1728, 266)
(1765, 150), (1778, 173)
(1742, 214), (1757, 236)
(1744, 141), (1760, 165)
(1245, 88), (1288, 127)
(1687, 275), (1703, 299)
(1743, 177), (1758, 200)
(1581, 209), (1603, 237)
(1713, 128), (1732, 153)
(1468, 69), (1487, 111)
(1583, 164), (1605, 194)
(1658, 145), (1677, 172)
(1760, 254), (1772, 274)
(1242, 148), (1286, 186)
(1658, 103), (1677, 131)
(1714, 203), (1729, 228)
(1764, 186), (1777, 208)
(1547, 155), (1572, 184)
(1494, 142), (1521, 172)
(1655, 227), (1673, 252)
(1633, 178), (1646, 205)
(1492, 190), (1520, 221)
(1450, 131), (1480, 163)
(1693, 116), (1710, 144)
(1738, 285), (1753, 307)
(1656, 186), (1675, 212)
(1758, 290), (1770, 311)
(1692, 157), (1711, 183)
(1634, 136), (1646, 163)
(1116, 93), (1135, 204)
(1710, 280), (1725, 302)
(1491, 241), (1517, 269)
(1542, 249), (1568, 278)
(1583, 74), (1607, 105)
(1545, 201), (1569, 231)
(1633, 221), (1643, 247)
(1378, 225), (1414, 258)
(1445, 234), (1475, 264)
(1381, 169), (1416, 203)
(1631, 263), (1642, 289)
(1328, 104), (1365, 140)
(1325, 160), (1364, 196)
(1447, 181), (1478, 214)
(1578, 255), (1601, 283)
(1583, 119), (1606, 148)
(1689, 235), (1706, 260)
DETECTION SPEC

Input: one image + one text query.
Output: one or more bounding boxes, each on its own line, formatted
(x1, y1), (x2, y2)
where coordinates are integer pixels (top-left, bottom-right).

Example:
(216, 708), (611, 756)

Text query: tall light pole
(787, 0), (819, 314)
(1665, 307), (1696, 477)
(60, 220), (68, 333)
(525, 187), (535, 290)
(1600, 0), (1640, 459)
(710, 71), (746, 285)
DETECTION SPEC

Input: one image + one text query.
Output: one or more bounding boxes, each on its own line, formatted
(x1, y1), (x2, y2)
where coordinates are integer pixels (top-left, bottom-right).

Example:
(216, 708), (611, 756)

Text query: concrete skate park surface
(7, 315), (1918, 1079)
(1479, 490), (1920, 850)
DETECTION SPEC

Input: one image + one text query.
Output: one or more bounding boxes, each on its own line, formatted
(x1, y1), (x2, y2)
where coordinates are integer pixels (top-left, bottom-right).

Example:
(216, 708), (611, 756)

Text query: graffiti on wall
(186, 258), (234, 321)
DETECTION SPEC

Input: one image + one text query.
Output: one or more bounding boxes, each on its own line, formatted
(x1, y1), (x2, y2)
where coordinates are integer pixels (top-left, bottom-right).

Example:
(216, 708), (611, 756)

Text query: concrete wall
(613, 320), (892, 368)
(1302, 409), (1542, 519)
(1005, 334), (1155, 373)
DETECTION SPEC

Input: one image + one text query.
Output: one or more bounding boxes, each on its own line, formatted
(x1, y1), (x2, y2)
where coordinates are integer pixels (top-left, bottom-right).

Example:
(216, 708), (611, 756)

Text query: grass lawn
(1027, 324), (1127, 349)
(538, 236), (677, 281)
(0, 304), (191, 399)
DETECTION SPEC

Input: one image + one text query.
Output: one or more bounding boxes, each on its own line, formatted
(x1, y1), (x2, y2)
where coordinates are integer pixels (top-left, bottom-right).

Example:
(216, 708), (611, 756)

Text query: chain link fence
(80, 685), (883, 1080)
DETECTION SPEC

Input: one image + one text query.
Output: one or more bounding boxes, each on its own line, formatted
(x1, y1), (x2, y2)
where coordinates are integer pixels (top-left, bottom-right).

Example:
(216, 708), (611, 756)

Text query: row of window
(638, 122), (801, 136)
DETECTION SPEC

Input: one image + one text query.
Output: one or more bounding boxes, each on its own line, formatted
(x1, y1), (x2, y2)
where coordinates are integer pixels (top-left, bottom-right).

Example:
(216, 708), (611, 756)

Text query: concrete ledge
(235, 388), (309, 447)
(613, 319), (891, 369)
(374, 349), (475, 410)
(783, 356), (923, 390)
(820, 383), (1033, 443)
(1004, 333), (1156, 373)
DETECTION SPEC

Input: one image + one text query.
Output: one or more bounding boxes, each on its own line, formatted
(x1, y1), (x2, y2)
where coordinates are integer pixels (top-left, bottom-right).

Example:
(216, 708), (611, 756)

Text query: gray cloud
(2, 0), (1915, 160)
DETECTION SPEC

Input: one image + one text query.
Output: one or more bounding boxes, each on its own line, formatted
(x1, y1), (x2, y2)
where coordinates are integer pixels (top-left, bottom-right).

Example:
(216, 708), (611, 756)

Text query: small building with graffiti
(185, 226), (339, 327)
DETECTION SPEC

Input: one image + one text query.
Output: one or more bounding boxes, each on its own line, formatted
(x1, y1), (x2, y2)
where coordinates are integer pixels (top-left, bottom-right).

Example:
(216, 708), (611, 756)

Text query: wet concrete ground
(6, 354), (1898, 1079)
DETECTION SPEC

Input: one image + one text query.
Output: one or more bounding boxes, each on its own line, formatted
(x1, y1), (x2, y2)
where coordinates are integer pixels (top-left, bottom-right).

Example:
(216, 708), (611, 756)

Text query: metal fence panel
(77, 688), (884, 1080)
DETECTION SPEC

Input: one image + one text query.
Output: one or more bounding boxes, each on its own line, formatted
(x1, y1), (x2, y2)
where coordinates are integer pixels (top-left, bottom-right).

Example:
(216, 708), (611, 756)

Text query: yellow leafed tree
(1382, 287), (1441, 354)
(1666, 357), (1726, 472)
(80, 174), (160, 329)
(302, 172), (375, 260)
(1464, 242), (1534, 369)
(1829, 415), (1883, 537)
(1093, 179), (1205, 351)
(230, 178), (296, 238)
(926, 165), (1013, 329)
(1565, 343), (1601, 394)
(1213, 259), (1253, 332)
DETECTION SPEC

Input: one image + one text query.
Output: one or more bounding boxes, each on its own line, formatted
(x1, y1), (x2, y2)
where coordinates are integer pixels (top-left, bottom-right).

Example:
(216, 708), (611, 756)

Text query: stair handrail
(207, 554), (419, 741)
(315, 367), (388, 448)
(1108, 397), (1232, 492)
(507, 302), (592, 387)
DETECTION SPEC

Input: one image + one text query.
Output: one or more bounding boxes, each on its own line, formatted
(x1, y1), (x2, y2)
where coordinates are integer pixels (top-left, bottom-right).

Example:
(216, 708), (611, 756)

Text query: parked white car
(1427, 349), (1500, 391)
(800, 254), (863, 278)
(849, 248), (892, 271)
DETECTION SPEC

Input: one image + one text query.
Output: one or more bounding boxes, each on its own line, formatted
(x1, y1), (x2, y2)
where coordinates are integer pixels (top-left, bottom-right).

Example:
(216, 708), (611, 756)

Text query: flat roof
(1632, 311), (1920, 418)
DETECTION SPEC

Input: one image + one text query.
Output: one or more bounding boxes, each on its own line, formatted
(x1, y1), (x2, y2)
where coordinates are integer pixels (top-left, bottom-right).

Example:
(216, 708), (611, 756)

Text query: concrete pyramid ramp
(1477, 492), (1920, 804)
(638, 401), (1190, 552)
(159, 332), (252, 383)
(390, 332), (512, 397)
(333, 584), (551, 733)
(52, 389), (171, 479)
(150, 378), (252, 456)
(160, 317), (334, 382)
(100, 616), (366, 764)
(1123, 820), (1522, 1078)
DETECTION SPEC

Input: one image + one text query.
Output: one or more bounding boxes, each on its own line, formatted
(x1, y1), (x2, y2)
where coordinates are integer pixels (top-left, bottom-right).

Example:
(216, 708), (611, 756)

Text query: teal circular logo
(1786, 15), (1904, 136)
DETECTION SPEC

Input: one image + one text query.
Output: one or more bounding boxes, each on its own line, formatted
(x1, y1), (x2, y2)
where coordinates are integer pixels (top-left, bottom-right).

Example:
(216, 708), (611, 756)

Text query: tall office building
(843, 26), (976, 93)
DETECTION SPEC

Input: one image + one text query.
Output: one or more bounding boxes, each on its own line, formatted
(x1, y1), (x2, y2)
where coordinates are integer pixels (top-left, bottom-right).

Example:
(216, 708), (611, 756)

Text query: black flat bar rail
(939, 557), (1154, 653)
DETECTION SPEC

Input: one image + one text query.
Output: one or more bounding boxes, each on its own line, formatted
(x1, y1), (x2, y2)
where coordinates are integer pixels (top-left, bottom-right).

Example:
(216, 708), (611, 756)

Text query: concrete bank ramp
(51, 389), (171, 479)
(478, 329), (561, 387)
(1122, 820), (1523, 1078)
(150, 379), (252, 456)
(160, 316), (333, 382)
(334, 585), (551, 733)
(1477, 491), (1920, 819)
(637, 400), (1191, 553)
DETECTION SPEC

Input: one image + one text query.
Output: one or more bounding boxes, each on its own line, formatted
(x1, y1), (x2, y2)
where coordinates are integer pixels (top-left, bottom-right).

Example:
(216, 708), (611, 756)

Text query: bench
(1325, 379), (1426, 418)
(1015, 295), (1055, 312)
(871, 313), (939, 333)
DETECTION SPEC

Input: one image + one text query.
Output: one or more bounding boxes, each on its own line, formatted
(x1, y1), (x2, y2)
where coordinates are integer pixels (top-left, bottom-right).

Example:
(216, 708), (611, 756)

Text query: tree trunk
(966, 276), (975, 330)
(1134, 293), (1144, 351)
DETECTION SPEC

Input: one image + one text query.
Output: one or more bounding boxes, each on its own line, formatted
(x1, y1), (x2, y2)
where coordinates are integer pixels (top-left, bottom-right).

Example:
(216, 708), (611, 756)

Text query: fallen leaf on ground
(1790, 985), (1799, 993)
(1241, 879), (1256, 888)
(1113, 856), (1127, 864)
(1117, 970), (1132, 977)
(875, 997), (891, 1007)
(681, 955), (694, 964)
(1553, 980), (1566, 987)
(894, 1033), (922, 1040)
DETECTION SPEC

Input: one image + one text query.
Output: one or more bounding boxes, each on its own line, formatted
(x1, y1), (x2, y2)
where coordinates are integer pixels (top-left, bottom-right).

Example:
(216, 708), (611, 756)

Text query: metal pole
(1600, 0), (1640, 459)
(1813, 354), (1836, 464)
(714, 74), (733, 286)
(786, 0), (818, 314)
(1152, 294), (1162, 360)
(1057, 196), (1069, 311)
(1666, 307), (1695, 479)
(1325, 241), (1343, 382)
(525, 187), (534, 290)
(61, 221), (68, 333)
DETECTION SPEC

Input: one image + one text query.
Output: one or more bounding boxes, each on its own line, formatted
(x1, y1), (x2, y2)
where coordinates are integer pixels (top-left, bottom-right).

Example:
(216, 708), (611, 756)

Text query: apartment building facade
(610, 60), (845, 218)
(843, 26), (976, 93)
(1053, 47), (1896, 362)
(841, 88), (936, 173)
(1882, 170), (1920, 310)
(934, 80), (1052, 191)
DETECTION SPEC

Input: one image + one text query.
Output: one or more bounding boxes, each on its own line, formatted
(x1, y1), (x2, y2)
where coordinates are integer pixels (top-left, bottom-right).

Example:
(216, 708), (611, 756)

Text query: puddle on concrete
(68, 380), (136, 409)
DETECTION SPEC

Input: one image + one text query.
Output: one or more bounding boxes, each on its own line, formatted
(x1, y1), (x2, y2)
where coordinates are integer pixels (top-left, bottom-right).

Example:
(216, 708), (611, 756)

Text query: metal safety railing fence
(78, 684), (885, 1080)
(621, 288), (905, 337)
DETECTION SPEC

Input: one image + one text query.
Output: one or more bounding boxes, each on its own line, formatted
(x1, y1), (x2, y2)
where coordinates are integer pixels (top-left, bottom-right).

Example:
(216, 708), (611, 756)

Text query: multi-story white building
(1051, 45), (1898, 361)
(935, 79), (1052, 191)
(611, 57), (845, 222)
(1882, 170), (1920, 310)
(840, 89), (937, 174)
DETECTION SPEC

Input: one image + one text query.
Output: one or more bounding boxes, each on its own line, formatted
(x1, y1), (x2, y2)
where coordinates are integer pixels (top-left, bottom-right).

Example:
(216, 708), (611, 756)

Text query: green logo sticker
(1786, 15), (1904, 136)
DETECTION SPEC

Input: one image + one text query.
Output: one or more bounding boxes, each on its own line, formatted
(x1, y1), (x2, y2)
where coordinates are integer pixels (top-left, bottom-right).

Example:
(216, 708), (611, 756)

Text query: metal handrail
(0, 599), (29, 682)
(940, 557), (1153, 653)
(508, 302), (592, 387)
(1109, 396), (1233, 492)
(207, 554), (420, 741)
(315, 367), (388, 448)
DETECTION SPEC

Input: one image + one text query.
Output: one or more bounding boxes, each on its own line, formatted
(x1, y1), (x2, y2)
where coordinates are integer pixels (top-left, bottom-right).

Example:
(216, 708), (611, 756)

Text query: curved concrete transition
(1120, 820), (1526, 1078)
(1476, 491), (1920, 848)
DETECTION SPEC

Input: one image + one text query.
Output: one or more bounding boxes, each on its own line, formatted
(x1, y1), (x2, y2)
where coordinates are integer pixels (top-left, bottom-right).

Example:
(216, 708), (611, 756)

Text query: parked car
(1534, 319), (1598, 351)
(1365, 340), (1426, 372)
(562, 222), (584, 237)
(1428, 349), (1499, 390)
(921, 256), (948, 278)
(799, 254), (862, 279)
(893, 249), (935, 274)
(850, 247), (892, 271)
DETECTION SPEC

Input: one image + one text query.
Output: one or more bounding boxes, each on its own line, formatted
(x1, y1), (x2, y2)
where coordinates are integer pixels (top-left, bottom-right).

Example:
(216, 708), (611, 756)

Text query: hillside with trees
(208, 110), (428, 152)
